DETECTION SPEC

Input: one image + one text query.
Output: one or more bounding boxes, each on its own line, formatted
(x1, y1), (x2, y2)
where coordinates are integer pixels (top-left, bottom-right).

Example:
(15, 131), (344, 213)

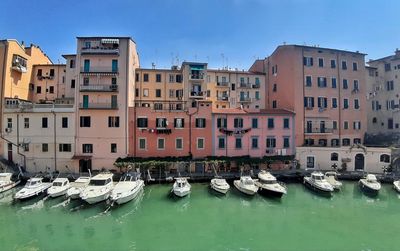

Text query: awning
(72, 154), (92, 159)
(101, 38), (119, 44)
(190, 65), (204, 70)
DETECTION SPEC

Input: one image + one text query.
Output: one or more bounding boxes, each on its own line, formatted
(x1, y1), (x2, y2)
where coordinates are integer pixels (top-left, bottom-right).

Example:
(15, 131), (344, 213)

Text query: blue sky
(1, 0), (399, 69)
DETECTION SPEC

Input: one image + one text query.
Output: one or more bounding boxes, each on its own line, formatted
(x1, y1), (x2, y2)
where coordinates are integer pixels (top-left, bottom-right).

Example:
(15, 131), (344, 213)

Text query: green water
(0, 182), (400, 251)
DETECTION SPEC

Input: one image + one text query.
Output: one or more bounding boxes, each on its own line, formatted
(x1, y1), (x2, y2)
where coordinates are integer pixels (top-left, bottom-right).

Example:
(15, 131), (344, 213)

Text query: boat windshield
(53, 182), (63, 186)
(27, 181), (38, 186)
(244, 180), (254, 185)
(313, 175), (323, 181)
(261, 180), (277, 185)
(89, 179), (107, 186)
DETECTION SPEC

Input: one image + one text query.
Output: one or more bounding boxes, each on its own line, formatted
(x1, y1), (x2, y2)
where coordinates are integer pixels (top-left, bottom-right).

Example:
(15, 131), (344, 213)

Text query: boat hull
(303, 179), (332, 197)
(14, 184), (51, 200)
(359, 181), (379, 196)
(173, 189), (190, 198)
(233, 180), (257, 196)
(81, 192), (111, 204)
(210, 184), (229, 195)
(111, 183), (144, 205)
(257, 186), (284, 198)
(0, 180), (20, 193)
(394, 182), (400, 193)
(48, 188), (69, 198)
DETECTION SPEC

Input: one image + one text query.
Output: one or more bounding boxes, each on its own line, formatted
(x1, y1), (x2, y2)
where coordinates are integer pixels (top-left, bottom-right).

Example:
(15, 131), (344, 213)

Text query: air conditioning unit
(5, 128), (11, 133)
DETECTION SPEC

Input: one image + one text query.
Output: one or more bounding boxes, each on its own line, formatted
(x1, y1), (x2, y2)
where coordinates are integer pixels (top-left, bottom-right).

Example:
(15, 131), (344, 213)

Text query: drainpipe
(301, 48), (306, 146)
(15, 113), (26, 169)
(52, 111), (57, 172)
(337, 53), (342, 146)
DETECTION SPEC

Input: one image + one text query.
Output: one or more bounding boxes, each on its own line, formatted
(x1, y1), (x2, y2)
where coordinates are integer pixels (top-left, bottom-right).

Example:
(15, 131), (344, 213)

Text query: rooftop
(212, 108), (295, 115)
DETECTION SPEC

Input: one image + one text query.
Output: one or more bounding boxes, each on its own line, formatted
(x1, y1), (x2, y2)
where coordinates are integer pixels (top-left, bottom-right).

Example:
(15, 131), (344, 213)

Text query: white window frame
(138, 137), (147, 150)
(175, 137), (183, 150)
(197, 137), (205, 150)
(157, 138), (165, 150)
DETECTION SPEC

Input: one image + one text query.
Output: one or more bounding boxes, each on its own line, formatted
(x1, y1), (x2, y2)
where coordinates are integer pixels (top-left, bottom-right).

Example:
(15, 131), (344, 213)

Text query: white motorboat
(393, 180), (400, 193)
(304, 171), (334, 196)
(66, 176), (91, 199)
(80, 173), (114, 204)
(234, 176), (258, 195)
(14, 177), (52, 200)
(110, 173), (145, 205)
(172, 177), (191, 197)
(324, 172), (342, 190)
(47, 178), (70, 198)
(0, 173), (20, 193)
(359, 174), (381, 195)
(210, 177), (230, 194)
(255, 170), (287, 197)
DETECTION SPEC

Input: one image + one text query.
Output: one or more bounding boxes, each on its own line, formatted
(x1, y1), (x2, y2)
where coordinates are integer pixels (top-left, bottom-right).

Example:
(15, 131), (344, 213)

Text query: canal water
(0, 182), (399, 251)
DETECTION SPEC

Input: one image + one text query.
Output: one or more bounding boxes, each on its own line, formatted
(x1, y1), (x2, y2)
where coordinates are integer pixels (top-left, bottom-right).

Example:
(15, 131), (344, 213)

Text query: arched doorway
(354, 154), (365, 171)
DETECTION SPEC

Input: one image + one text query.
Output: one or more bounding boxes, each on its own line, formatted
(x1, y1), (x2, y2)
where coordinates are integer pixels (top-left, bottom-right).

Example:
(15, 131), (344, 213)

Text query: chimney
(21, 41), (25, 48)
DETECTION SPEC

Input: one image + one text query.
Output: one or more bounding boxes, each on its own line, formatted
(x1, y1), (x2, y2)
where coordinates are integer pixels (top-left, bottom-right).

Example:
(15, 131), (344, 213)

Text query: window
(157, 138), (165, 150)
(266, 137), (276, 148)
(352, 62), (358, 71)
(283, 118), (290, 129)
(385, 63), (391, 72)
(283, 137), (290, 148)
(156, 89), (161, 98)
(317, 97), (328, 108)
(80, 116), (91, 127)
(218, 137), (226, 149)
(235, 138), (242, 149)
(306, 156), (315, 169)
(272, 100), (277, 108)
(176, 75), (182, 83)
(169, 74), (174, 83)
(82, 144), (93, 153)
(354, 99), (360, 109)
(386, 81), (394, 91)
(272, 84), (277, 92)
(342, 79), (348, 89)
(354, 138), (361, 144)
(143, 89), (149, 97)
(71, 79), (75, 88)
(332, 98), (338, 108)
(380, 154), (390, 163)
(37, 86), (42, 94)
(197, 138), (204, 149)
(24, 118), (29, 128)
(268, 118), (274, 129)
(305, 76), (312, 87)
(174, 118), (184, 128)
(70, 59), (75, 68)
(176, 138), (183, 150)
(156, 118), (167, 128)
(304, 97), (314, 108)
(108, 116), (120, 127)
(343, 99), (349, 109)
(41, 143), (48, 152)
(42, 117), (48, 128)
(303, 57), (313, 66)
(331, 139), (339, 147)
(255, 91), (260, 100)
(318, 58), (324, 67)
(111, 143), (117, 153)
(62, 117), (68, 128)
(59, 144), (71, 152)
(195, 118), (206, 128)
(47, 86), (54, 94)
(344, 121), (349, 129)
(135, 73), (140, 82)
(7, 118), (12, 129)
(330, 59), (336, 68)
(23, 144), (29, 152)
(331, 78), (337, 88)
(37, 69), (43, 77)
(135, 88), (139, 97)
(217, 118), (227, 128)
(333, 121), (338, 130)
(234, 118), (244, 128)
(388, 118), (394, 129)
(49, 69), (55, 77)
(154, 103), (163, 110)
(156, 74), (162, 82)
(252, 118), (258, 129)
(341, 61), (347, 70)
(342, 138), (350, 146)
(317, 77), (327, 87)
(137, 118), (148, 128)
(251, 137), (258, 149)
(143, 73), (149, 82)
(231, 83), (235, 91)
(139, 138), (146, 150)
(331, 153), (338, 161)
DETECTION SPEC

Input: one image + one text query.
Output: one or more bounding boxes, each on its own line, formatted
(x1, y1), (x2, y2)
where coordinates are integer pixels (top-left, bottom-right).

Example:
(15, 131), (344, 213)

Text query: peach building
(212, 108), (295, 157)
(30, 64), (67, 103)
(73, 37), (140, 172)
(250, 45), (367, 147)
(129, 100), (212, 158)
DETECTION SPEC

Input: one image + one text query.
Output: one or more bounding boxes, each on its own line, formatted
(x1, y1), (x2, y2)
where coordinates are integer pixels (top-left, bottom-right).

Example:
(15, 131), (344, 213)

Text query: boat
(80, 173), (114, 204)
(110, 173), (145, 205)
(0, 173), (21, 193)
(359, 174), (381, 195)
(394, 180), (400, 193)
(210, 177), (230, 194)
(66, 176), (91, 199)
(172, 177), (191, 197)
(233, 176), (258, 195)
(47, 178), (70, 198)
(255, 170), (287, 197)
(303, 171), (334, 196)
(324, 171), (343, 190)
(14, 177), (52, 200)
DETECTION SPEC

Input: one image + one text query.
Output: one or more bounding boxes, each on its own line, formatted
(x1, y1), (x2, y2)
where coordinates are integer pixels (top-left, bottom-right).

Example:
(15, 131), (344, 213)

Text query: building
(129, 100), (213, 158)
(250, 45), (367, 147)
(72, 37), (140, 172)
(212, 108), (295, 157)
(365, 49), (400, 146)
(296, 146), (391, 173)
(30, 64), (67, 103)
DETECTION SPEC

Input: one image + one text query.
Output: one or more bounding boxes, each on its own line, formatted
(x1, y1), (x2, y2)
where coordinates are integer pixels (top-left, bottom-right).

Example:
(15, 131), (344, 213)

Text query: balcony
(189, 74), (204, 80)
(80, 84), (118, 92)
(304, 127), (333, 134)
(79, 102), (118, 110)
(239, 97), (252, 102)
(239, 83), (252, 88)
(252, 84), (260, 88)
(216, 81), (229, 87)
(189, 91), (205, 99)
(80, 67), (118, 75)
(11, 55), (27, 73)
(81, 47), (119, 55)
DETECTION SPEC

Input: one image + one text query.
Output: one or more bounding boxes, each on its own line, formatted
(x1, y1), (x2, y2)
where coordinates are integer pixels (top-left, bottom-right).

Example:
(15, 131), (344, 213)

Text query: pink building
(129, 100), (212, 158)
(212, 108), (295, 157)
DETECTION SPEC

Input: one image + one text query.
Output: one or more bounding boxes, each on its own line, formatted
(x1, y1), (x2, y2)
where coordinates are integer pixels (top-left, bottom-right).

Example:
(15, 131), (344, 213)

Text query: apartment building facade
(30, 64), (67, 103)
(212, 108), (295, 157)
(366, 49), (400, 145)
(250, 45), (367, 147)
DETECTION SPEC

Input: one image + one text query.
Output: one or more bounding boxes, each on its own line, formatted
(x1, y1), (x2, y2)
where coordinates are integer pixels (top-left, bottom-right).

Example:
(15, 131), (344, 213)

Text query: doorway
(7, 143), (12, 163)
(79, 159), (92, 173)
(354, 153), (365, 171)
